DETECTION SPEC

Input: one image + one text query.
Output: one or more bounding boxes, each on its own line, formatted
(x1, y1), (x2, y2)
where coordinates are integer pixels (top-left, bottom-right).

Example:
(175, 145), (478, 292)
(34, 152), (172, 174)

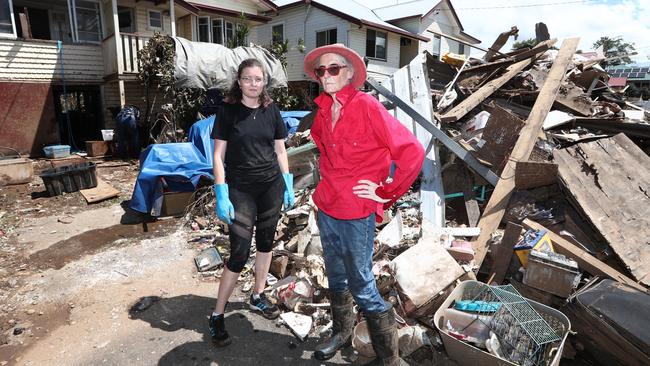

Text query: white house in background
(372, 0), (481, 66)
(259, 0), (429, 89)
(0, 0), (277, 156)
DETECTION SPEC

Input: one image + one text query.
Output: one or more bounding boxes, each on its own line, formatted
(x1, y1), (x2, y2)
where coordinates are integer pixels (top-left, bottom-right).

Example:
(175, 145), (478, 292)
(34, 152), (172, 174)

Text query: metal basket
(464, 284), (564, 366)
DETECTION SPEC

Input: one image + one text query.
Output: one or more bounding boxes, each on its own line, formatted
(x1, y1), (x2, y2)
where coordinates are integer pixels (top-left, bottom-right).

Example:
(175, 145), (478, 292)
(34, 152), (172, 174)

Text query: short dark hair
(226, 58), (272, 107)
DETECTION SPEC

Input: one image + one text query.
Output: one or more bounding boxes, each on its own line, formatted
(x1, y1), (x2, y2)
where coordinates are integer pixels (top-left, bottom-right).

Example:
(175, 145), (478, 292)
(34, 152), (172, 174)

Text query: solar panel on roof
(624, 68), (633, 73)
(641, 68), (649, 73)
(632, 68), (641, 72)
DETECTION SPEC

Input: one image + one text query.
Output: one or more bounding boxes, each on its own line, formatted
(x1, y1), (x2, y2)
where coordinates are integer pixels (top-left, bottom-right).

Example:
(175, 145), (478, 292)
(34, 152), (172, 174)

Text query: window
(458, 43), (465, 54)
(432, 35), (441, 56)
(0, 0), (16, 37)
(211, 18), (223, 44)
(271, 23), (283, 44)
(224, 21), (233, 44)
(148, 10), (162, 29)
(75, 0), (102, 42)
(117, 7), (134, 33)
(316, 28), (336, 47)
(198, 16), (209, 42)
(366, 29), (386, 60)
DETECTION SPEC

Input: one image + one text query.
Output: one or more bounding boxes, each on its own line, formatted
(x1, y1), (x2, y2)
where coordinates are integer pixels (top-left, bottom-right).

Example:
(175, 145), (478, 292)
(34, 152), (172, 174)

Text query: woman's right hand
(213, 184), (235, 224)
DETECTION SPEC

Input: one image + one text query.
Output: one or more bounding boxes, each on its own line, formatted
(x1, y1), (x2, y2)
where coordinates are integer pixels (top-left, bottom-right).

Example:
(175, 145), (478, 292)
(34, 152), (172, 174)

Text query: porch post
(111, 0), (125, 107)
(169, 0), (176, 37)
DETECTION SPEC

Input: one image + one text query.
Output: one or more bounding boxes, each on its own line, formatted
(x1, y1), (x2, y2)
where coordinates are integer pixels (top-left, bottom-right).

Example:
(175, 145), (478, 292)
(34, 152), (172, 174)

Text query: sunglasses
(314, 65), (347, 78)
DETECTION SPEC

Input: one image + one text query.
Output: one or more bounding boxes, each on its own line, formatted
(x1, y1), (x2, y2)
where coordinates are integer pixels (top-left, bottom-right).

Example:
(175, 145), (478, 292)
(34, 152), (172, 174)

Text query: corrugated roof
(372, 0), (438, 21)
(608, 77), (627, 87)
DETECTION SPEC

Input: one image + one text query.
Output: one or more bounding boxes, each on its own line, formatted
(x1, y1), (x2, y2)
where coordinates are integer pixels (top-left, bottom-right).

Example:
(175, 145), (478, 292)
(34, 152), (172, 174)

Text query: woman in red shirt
(304, 44), (424, 365)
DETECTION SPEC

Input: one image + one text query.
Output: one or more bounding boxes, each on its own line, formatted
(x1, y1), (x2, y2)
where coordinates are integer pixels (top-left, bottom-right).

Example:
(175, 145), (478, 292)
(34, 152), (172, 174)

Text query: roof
(189, 2), (273, 22)
(608, 77), (627, 87)
(371, 0), (480, 44)
(272, 0), (429, 41)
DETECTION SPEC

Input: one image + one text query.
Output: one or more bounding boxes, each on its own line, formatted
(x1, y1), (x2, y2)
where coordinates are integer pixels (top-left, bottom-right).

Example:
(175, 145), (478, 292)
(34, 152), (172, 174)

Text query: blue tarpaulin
(280, 111), (310, 135)
(129, 116), (216, 215)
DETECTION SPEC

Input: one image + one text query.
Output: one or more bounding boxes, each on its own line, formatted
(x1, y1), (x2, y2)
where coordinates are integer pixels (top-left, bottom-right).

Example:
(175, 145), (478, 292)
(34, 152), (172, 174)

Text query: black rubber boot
(362, 306), (407, 366)
(209, 314), (232, 347)
(314, 290), (355, 360)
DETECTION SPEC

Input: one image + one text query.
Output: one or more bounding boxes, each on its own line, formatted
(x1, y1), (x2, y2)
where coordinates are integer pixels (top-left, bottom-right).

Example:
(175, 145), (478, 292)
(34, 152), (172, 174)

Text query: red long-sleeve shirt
(311, 84), (425, 221)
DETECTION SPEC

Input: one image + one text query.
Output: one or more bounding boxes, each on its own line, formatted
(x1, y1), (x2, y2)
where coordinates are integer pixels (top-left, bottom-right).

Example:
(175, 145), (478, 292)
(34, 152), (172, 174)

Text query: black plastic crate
(40, 162), (97, 196)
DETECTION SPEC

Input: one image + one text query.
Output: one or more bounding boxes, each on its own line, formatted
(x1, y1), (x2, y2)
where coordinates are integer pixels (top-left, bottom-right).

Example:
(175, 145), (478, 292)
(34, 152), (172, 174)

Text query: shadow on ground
(129, 294), (355, 366)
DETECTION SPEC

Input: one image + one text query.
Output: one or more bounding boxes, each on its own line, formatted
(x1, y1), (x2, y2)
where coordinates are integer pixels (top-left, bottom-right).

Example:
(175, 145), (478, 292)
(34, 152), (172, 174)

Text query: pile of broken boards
(417, 28), (650, 366)
(186, 31), (650, 366)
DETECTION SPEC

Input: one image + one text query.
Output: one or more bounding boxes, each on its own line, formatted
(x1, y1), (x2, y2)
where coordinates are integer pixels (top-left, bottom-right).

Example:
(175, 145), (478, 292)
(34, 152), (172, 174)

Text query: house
(371, 0), (480, 65)
(257, 0), (479, 92)
(606, 65), (650, 90)
(0, 0), (277, 156)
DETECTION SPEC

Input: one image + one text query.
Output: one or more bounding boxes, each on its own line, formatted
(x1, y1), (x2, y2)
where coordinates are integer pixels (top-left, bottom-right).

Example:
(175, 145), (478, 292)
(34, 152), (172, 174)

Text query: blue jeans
(317, 210), (389, 314)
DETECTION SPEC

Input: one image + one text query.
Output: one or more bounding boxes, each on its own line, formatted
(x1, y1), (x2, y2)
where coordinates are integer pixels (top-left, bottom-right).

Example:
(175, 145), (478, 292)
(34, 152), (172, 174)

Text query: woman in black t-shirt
(208, 58), (295, 347)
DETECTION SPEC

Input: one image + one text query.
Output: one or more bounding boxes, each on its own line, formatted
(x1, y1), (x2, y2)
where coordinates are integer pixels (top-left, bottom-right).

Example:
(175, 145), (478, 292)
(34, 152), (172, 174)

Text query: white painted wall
(0, 39), (104, 82)
(349, 26), (400, 82)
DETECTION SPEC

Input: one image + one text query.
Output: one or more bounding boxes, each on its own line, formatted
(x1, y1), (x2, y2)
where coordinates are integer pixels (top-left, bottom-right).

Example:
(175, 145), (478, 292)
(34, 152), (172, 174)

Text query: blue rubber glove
(282, 173), (295, 210)
(213, 184), (234, 225)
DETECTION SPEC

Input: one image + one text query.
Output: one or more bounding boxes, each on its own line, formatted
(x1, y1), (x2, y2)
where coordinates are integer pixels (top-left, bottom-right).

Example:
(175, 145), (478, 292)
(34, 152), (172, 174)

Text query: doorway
(52, 85), (103, 150)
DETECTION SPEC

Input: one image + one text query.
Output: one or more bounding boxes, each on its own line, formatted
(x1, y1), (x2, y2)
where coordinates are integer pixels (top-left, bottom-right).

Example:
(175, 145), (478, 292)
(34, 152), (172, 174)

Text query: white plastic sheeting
(173, 37), (288, 91)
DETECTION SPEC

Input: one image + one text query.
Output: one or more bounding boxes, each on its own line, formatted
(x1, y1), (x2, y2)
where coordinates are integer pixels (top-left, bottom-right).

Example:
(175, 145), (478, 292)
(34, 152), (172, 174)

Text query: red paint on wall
(0, 82), (59, 156)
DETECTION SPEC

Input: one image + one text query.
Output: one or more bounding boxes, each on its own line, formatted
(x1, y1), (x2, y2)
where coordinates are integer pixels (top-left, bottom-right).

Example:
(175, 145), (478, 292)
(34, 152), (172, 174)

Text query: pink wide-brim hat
(303, 43), (367, 88)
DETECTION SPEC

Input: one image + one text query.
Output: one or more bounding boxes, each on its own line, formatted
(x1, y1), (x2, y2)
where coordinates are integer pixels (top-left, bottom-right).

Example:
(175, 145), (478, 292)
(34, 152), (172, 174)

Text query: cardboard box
(85, 141), (114, 157)
(160, 191), (194, 217)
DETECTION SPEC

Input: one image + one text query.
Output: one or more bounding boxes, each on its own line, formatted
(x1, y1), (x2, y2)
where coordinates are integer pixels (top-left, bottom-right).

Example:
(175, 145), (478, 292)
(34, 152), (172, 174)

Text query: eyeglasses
(240, 76), (264, 85)
(314, 65), (347, 78)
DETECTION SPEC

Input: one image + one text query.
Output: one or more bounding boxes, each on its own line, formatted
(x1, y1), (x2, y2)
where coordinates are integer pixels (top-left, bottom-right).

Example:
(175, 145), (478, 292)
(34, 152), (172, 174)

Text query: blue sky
(359, 0), (650, 64)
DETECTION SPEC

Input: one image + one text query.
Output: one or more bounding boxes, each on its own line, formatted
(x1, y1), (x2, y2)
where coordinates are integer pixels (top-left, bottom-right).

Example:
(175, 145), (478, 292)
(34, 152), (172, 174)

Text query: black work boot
(208, 313), (232, 347)
(314, 290), (355, 360)
(362, 305), (407, 366)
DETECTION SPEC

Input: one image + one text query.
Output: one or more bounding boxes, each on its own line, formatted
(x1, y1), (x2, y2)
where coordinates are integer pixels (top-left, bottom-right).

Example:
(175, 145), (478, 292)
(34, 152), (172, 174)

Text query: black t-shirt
(211, 102), (287, 185)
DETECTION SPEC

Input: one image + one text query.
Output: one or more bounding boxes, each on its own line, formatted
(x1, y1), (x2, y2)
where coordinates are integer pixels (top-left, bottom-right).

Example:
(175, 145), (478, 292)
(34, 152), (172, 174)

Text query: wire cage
(463, 284), (565, 366)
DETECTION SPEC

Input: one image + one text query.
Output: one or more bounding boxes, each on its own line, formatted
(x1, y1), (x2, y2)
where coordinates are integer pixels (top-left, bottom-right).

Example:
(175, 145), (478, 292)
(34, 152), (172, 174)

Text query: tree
(512, 38), (537, 51)
(227, 13), (249, 48)
(593, 36), (636, 67)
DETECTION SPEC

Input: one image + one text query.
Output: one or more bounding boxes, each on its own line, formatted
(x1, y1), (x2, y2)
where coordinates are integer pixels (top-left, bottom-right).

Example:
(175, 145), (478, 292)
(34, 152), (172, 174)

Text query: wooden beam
(522, 219), (647, 293)
(471, 37), (580, 268)
(489, 221), (522, 284)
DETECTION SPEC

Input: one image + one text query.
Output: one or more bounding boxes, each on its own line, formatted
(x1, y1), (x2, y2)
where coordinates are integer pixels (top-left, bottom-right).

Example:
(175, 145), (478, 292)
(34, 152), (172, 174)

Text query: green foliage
(227, 13), (250, 48)
(261, 38), (307, 110)
(512, 38), (538, 51)
(593, 36), (636, 67)
(138, 32), (205, 133)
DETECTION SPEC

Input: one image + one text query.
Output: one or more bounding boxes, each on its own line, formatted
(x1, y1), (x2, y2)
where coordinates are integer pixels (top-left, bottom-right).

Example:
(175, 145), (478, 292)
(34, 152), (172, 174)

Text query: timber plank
(472, 38), (580, 268)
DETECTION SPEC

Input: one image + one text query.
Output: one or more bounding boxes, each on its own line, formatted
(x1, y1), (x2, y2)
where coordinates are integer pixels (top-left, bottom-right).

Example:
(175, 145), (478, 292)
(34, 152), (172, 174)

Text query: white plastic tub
(101, 129), (114, 141)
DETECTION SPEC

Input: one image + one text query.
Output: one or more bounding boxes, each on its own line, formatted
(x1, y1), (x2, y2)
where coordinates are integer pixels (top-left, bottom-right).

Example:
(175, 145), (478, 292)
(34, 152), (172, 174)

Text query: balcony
(102, 33), (152, 78)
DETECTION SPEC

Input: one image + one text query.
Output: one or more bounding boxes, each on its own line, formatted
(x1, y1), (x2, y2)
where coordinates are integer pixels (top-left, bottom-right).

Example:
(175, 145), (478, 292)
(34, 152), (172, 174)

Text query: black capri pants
(226, 174), (285, 273)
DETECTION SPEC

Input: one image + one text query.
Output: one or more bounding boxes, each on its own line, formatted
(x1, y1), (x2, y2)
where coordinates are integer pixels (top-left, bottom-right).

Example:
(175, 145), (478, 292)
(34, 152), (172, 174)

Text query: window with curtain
(316, 28), (336, 47)
(366, 29), (386, 60)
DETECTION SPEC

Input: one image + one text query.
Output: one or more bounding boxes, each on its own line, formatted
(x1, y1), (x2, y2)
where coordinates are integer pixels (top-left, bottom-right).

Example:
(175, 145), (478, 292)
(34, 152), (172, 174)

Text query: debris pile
(180, 24), (649, 366)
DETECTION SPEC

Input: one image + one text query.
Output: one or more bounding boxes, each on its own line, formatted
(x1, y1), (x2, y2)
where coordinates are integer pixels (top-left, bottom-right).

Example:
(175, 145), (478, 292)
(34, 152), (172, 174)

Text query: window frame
(147, 10), (163, 30)
(197, 16), (210, 42)
(224, 21), (234, 44)
(211, 17), (224, 45)
(432, 35), (441, 56)
(117, 6), (135, 33)
(73, 0), (104, 44)
(458, 42), (465, 55)
(271, 22), (284, 44)
(315, 27), (337, 48)
(366, 28), (387, 61)
(0, 0), (17, 39)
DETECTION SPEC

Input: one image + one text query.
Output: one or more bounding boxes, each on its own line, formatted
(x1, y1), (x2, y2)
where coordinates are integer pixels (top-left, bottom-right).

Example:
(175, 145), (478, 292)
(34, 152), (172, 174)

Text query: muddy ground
(0, 157), (366, 366)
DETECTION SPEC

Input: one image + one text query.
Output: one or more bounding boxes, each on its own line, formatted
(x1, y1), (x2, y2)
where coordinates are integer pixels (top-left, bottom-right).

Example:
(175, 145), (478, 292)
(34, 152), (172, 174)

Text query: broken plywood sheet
(79, 178), (120, 203)
(554, 133), (650, 286)
(475, 103), (526, 173)
(390, 219), (465, 316)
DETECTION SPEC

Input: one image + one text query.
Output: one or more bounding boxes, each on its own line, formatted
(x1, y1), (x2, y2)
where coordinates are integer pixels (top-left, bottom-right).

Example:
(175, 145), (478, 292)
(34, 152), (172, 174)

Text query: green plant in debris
(261, 37), (306, 110)
(227, 13), (250, 48)
(512, 38), (538, 51)
(138, 32), (205, 137)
